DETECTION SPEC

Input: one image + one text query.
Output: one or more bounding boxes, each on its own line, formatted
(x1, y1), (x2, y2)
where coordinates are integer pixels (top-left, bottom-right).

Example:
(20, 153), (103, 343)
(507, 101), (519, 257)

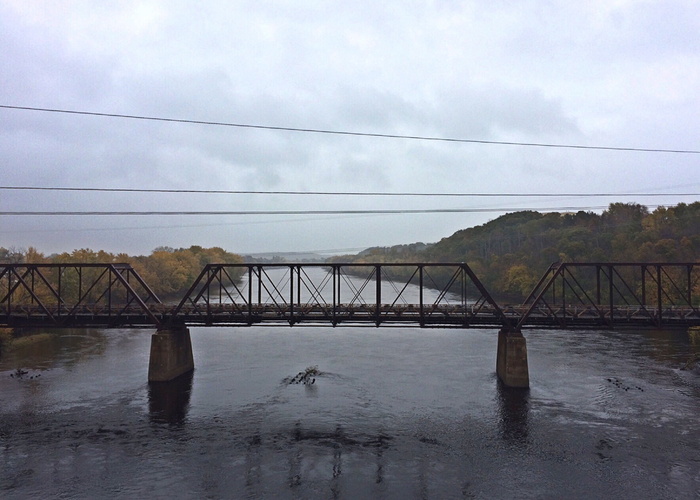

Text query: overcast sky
(1, 0), (698, 257)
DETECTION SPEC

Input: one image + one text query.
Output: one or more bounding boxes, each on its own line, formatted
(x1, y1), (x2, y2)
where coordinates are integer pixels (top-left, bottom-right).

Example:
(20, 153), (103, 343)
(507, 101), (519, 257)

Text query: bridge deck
(3, 303), (699, 329)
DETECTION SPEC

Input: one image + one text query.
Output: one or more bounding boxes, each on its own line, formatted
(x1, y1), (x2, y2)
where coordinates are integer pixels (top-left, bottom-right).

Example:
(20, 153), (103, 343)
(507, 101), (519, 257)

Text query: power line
(2, 104), (698, 154)
(0, 206), (624, 216)
(2, 213), (382, 233)
(1, 185), (698, 197)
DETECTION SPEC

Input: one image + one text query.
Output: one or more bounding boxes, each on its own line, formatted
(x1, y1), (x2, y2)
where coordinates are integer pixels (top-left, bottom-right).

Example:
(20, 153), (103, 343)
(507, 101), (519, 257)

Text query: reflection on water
(496, 381), (529, 444)
(148, 371), (193, 425)
(1, 328), (109, 370)
(1, 326), (699, 498)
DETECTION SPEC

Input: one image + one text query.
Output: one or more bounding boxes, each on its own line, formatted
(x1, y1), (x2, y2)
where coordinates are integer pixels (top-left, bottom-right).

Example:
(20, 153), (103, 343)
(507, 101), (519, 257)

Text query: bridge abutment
(148, 326), (194, 382)
(496, 329), (529, 388)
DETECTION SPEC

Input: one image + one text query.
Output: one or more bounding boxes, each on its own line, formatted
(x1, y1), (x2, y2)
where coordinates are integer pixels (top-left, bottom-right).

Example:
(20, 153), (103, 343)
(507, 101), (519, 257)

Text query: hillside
(330, 202), (700, 301)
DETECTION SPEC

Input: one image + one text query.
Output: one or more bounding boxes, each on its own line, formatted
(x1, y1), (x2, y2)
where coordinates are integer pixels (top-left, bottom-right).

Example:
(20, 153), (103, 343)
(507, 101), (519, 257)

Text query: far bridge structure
(1, 262), (699, 388)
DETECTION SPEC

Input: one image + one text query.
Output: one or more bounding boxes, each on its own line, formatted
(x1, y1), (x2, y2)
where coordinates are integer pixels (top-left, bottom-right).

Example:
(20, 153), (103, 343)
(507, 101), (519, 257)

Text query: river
(1, 269), (699, 498)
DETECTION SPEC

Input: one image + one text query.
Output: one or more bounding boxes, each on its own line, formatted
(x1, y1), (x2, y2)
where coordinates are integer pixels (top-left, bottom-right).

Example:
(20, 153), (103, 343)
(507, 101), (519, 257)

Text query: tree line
(0, 245), (244, 300)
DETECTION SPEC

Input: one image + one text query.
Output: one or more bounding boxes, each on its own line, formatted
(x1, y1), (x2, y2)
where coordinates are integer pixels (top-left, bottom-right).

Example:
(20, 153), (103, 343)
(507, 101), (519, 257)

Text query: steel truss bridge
(1, 262), (699, 330)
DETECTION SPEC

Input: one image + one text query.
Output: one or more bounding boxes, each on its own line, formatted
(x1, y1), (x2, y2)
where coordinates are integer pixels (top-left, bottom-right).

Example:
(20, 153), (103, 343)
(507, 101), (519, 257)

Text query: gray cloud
(0, 0), (698, 255)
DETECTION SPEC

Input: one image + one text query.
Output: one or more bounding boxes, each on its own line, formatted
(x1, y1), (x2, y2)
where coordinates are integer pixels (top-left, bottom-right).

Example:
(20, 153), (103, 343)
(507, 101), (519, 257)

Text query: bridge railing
(170, 263), (511, 327)
(0, 263), (163, 327)
(516, 262), (700, 329)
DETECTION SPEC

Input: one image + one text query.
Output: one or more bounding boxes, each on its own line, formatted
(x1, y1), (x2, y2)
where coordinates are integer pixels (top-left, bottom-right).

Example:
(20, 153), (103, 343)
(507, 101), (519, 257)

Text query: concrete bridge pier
(148, 326), (195, 382)
(496, 328), (530, 388)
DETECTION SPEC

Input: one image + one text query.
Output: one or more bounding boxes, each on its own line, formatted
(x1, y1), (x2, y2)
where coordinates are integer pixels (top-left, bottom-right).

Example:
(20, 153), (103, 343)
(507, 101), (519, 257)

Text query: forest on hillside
(0, 245), (244, 299)
(329, 202), (700, 301)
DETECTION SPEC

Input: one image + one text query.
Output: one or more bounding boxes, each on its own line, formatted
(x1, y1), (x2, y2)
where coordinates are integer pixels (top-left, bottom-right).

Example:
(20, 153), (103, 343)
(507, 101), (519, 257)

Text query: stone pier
(148, 326), (195, 382)
(496, 328), (530, 388)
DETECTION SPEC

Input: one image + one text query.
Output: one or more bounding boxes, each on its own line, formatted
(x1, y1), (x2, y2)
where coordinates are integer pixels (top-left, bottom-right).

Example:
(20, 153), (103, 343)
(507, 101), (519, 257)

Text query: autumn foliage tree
(0, 245), (244, 301)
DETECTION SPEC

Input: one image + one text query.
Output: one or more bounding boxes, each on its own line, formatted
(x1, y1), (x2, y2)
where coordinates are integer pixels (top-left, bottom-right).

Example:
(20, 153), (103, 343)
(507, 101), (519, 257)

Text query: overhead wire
(2, 213), (387, 233)
(1, 104), (699, 154)
(0, 205), (652, 216)
(0, 107), (695, 236)
(0, 186), (698, 197)
(2, 105), (695, 255)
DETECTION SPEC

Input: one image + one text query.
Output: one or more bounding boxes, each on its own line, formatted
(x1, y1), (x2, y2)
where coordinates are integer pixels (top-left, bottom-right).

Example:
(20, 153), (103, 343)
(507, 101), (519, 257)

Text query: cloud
(0, 1), (698, 255)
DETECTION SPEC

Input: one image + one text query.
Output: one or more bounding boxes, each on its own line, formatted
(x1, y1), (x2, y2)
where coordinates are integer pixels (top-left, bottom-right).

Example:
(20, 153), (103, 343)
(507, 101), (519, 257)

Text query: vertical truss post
(332, 265), (337, 325)
(125, 267), (132, 314)
(375, 265), (382, 326)
(58, 266), (62, 318)
(657, 265), (663, 326)
(78, 267), (82, 305)
(248, 266), (253, 322)
(218, 266), (222, 305)
(562, 272), (567, 328)
(108, 267), (113, 319)
(30, 268), (35, 307)
(206, 267), (212, 318)
(8, 270), (13, 317)
(608, 265), (614, 327)
(596, 265), (604, 323)
(419, 265), (424, 327)
(289, 265), (295, 325)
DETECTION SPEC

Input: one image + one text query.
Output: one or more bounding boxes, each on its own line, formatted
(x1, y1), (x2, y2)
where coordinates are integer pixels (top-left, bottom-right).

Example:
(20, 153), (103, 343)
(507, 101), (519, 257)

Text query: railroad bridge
(2, 262), (699, 388)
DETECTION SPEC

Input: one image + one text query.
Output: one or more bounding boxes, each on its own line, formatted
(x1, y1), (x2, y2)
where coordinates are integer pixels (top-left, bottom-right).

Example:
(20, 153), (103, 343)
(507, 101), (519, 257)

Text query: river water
(1, 269), (699, 499)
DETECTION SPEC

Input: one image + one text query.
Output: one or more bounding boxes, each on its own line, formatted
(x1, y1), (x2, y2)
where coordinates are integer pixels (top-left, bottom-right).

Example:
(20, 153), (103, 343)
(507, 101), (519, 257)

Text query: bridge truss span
(516, 262), (700, 329)
(0, 263), (163, 327)
(171, 263), (511, 328)
(3, 261), (699, 331)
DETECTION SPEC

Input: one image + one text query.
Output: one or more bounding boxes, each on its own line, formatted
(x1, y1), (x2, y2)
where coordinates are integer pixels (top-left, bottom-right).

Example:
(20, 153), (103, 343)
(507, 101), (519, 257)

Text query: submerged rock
(287, 365), (321, 385)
